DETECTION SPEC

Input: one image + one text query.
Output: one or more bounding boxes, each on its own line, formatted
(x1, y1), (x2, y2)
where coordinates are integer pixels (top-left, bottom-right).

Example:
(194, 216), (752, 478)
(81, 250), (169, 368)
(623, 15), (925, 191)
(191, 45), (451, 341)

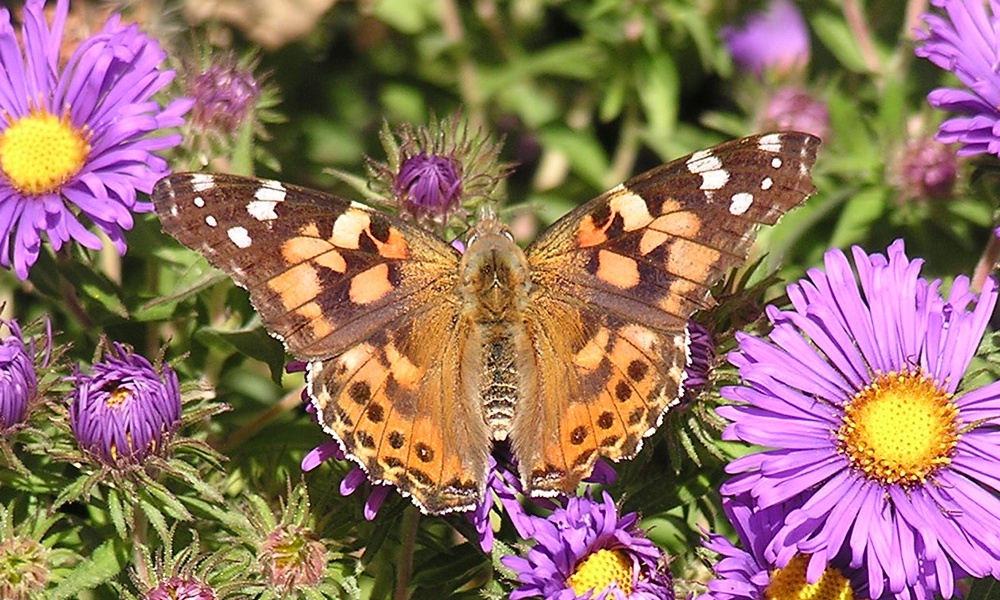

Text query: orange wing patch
(331, 209), (410, 259)
(576, 185), (655, 248)
(349, 264), (395, 305)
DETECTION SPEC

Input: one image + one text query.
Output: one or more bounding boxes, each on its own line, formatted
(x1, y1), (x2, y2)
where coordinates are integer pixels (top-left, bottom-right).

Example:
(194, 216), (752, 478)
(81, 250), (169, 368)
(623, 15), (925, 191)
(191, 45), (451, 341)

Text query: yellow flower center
(0, 108), (90, 195)
(837, 369), (959, 486)
(106, 387), (132, 409)
(764, 554), (862, 600)
(566, 548), (633, 599)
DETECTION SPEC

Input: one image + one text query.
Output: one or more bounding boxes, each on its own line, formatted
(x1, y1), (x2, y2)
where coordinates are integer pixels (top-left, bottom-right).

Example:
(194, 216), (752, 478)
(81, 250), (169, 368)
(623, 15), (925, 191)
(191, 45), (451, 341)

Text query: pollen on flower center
(837, 369), (959, 486)
(763, 554), (857, 600)
(106, 386), (132, 409)
(566, 548), (633, 599)
(0, 109), (90, 195)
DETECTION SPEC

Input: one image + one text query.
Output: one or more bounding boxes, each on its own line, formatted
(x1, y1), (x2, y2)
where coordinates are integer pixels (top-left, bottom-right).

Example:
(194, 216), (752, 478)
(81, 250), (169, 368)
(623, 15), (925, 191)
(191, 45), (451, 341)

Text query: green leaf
(478, 41), (605, 99)
(968, 577), (1000, 600)
(48, 539), (126, 600)
(142, 480), (192, 522)
(830, 186), (887, 248)
(195, 324), (287, 382)
(811, 11), (871, 73)
(139, 494), (171, 543)
(635, 52), (678, 140)
(372, 0), (436, 34)
(106, 488), (127, 541)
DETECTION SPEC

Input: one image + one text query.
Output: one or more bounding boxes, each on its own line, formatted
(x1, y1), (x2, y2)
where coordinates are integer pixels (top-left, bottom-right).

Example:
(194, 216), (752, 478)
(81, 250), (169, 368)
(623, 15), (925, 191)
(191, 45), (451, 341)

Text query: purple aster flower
(719, 239), (1000, 599)
(698, 493), (872, 600)
(145, 577), (217, 600)
(501, 492), (672, 600)
(0, 319), (41, 431)
(68, 343), (181, 467)
(680, 321), (715, 407)
(916, 0), (1000, 156)
(394, 152), (463, 220)
(720, 0), (810, 80)
(0, 0), (191, 279)
(757, 86), (829, 140)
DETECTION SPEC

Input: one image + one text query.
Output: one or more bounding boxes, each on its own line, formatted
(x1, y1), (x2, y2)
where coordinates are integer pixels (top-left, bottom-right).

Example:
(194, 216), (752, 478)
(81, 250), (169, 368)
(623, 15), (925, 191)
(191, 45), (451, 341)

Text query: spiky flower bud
(758, 86), (829, 140)
(896, 136), (958, 201)
(259, 525), (326, 590)
(393, 152), (463, 220)
(367, 114), (511, 234)
(0, 536), (49, 599)
(0, 320), (38, 431)
(188, 54), (261, 134)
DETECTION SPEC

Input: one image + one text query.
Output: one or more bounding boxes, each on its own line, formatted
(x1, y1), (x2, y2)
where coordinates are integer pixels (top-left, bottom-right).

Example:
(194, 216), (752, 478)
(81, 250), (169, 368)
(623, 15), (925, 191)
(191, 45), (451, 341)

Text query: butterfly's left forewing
(518, 132), (820, 494)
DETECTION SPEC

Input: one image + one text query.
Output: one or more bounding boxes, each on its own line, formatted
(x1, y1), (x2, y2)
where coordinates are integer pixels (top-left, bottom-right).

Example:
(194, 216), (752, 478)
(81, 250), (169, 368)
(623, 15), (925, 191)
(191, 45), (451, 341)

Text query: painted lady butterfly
(153, 132), (820, 514)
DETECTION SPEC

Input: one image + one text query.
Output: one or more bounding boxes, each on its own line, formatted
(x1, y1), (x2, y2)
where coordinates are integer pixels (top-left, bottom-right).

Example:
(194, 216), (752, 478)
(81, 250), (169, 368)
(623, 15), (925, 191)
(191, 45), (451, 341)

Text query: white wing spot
(687, 150), (729, 193)
(771, 157), (783, 169)
(699, 168), (729, 191)
(169, 205), (178, 217)
(193, 196), (205, 208)
(254, 182), (287, 203)
(205, 215), (218, 227)
(227, 226), (252, 249)
(686, 150), (723, 173)
(761, 177), (773, 190)
(758, 133), (783, 153)
(190, 174), (214, 193)
(246, 200), (279, 221)
(729, 192), (754, 215)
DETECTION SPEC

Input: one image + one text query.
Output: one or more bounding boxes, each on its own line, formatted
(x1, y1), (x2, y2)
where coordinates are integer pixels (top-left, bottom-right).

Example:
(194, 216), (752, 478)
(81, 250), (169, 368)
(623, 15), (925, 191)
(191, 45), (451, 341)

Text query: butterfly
(152, 131), (820, 514)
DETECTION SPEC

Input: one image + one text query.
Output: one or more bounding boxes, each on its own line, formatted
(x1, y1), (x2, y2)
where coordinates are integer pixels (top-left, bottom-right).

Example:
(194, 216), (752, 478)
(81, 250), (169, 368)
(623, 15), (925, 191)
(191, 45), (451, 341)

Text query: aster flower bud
(259, 525), (326, 590)
(757, 86), (829, 140)
(393, 152), (463, 220)
(895, 136), (958, 201)
(188, 54), (261, 134)
(0, 320), (39, 431)
(67, 343), (181, 467)
(145, 577), (217, 600)
(0, 536), (49, 599)
(366, 114), (511, 234)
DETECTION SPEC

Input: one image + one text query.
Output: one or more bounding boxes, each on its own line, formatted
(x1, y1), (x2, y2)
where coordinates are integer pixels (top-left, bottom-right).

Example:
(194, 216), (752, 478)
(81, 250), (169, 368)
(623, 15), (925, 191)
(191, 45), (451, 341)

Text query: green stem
(394, 505), (420, 600)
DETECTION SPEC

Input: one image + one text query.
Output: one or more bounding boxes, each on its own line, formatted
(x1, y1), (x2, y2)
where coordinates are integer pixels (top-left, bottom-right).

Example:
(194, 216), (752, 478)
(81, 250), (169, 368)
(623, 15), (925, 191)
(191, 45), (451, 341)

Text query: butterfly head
(459, 208), (530, 319)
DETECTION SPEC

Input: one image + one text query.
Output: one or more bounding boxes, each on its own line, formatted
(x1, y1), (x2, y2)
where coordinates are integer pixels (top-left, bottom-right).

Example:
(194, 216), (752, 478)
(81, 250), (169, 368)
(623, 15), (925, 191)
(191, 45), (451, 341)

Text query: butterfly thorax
(459, 216), (535, 440)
